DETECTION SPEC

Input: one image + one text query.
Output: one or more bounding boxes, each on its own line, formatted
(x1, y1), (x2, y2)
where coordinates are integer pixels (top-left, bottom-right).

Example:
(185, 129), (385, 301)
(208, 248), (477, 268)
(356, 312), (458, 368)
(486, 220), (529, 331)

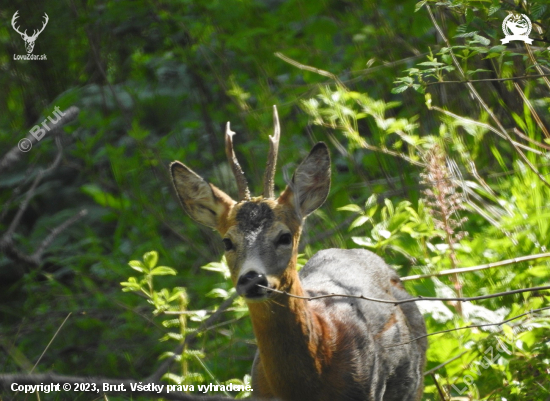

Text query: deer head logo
(11, 11), (49, 54)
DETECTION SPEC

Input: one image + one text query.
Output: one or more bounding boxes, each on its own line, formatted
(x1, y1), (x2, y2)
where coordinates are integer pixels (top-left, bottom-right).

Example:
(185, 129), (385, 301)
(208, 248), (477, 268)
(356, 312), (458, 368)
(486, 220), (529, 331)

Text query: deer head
(170, 106), (331, 299)
(12, 11), (49, 54)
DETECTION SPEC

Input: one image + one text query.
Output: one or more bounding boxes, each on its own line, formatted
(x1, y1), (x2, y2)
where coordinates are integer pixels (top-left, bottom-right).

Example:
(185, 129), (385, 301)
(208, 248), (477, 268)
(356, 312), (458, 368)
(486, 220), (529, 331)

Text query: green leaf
(526, 265), (549, 278)
(414, 0), (427, 12)
(128, 260), (146, 273)
(473, 34), (490, 46)
(349, 215), (370, 230)
(150, 266), (177, 276)
(384, 198), (394, 215)
(391, 85), (409, 94)
(143, 251), (158, 269)
(531, 4), (547, 19)
(417, 61), (444, 67)
(488, 5), (500, 15)
(466, 68), (492, 76)
(352, 236), (376, 247)
(337, 204), (363, 213)
(120, 281), (141, 292)
(81, 184), (130, 210)
(207, 288), (229, 298)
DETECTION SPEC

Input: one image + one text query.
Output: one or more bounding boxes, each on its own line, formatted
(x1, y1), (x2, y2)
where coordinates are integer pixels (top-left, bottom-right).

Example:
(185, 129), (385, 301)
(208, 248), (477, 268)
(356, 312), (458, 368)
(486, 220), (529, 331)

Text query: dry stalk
(421, 145), (467, 315)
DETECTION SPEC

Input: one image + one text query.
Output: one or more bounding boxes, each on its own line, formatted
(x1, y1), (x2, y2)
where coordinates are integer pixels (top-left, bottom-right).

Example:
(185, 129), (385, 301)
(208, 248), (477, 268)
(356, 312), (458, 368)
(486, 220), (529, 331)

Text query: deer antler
(225, 122), (251, 201)
(11, 11), (25, 37)
(31, 13), (49, 39)
(263, 105), (281, 199)
(11, 11), (48, 39)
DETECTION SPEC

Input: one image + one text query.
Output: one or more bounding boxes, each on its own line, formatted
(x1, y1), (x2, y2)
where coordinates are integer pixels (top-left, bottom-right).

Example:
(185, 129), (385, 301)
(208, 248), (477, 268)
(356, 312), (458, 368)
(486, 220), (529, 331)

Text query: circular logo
(18, 138), (32, 152)
(502, 14), (531, 37)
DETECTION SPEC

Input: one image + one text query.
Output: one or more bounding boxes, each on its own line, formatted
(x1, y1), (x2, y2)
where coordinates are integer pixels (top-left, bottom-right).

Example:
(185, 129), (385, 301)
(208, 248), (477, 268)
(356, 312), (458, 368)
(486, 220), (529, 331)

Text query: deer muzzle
(236, 271), (269, 300)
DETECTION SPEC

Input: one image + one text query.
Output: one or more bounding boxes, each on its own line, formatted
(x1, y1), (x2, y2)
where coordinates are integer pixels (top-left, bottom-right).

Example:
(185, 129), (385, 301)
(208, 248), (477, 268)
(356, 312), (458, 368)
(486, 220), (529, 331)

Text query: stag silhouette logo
(11, 11), (49, 54)
(501, 13), (532, 44)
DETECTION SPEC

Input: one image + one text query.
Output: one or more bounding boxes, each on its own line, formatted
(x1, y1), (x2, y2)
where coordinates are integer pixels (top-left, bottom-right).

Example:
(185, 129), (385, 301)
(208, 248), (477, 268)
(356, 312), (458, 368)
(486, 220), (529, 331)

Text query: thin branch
(274, 52), (346, 88)
(401, 252), (550, 281)
(524, 43), (550, 91)
(513, 81), (550, 139)
(386, 306), (550, 348)
(424, 351), (468, 376)
(426, 5), (550, 190)
(257, 284), (550, 306)
(426, 73), (550, 85)
(4, 172), (43, 239)
(431, 106), (545, 155)
(0, 107), (79, 174)
(1, 209), (87, 267)
(2, 121), (65, 244)
(31, 313), (72, 373)
(324, 127), (425, 167)
(145, 293), (239, 383)
(431, 373), (449, 401)
(32, 210), (88, 261)
(163, 308), (243, 315)
(512, 127), (550, 151)
(0, 131), (85, 267)
(0, 297), (242, 399)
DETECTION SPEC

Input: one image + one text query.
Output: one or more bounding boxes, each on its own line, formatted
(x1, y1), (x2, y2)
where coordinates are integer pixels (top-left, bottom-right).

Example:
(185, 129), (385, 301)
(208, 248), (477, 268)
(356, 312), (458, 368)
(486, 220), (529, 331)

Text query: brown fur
(170, 142), (426, 401)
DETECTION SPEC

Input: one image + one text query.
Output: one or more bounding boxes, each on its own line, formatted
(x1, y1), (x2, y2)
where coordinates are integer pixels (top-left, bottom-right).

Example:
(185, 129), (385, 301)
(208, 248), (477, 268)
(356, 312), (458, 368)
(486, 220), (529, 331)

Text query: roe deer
(170, 106), (427, 401)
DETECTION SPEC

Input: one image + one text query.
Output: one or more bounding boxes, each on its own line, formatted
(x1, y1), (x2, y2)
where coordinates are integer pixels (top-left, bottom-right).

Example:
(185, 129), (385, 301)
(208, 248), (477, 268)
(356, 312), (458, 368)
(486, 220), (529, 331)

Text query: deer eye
(276, 233), (292, 246)
(222, 238), (234, 251)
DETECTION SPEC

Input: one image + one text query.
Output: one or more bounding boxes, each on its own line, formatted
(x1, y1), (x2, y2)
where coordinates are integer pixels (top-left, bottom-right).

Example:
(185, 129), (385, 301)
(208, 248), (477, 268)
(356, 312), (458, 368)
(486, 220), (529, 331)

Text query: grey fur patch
(236, 202), (274, 233)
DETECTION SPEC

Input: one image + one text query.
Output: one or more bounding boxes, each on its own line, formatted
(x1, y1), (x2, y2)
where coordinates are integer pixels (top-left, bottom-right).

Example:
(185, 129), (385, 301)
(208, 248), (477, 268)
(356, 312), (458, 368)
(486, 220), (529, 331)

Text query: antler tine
(263, 105), (281, 199)
(30, 13), (49, 39)
(11, 11), (23, 36)
(225, 122), (251, 201)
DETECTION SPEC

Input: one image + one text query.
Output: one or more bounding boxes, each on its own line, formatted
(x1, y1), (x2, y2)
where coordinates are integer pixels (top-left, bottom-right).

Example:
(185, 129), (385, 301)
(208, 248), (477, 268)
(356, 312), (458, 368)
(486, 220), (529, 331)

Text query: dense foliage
(1, 0), (550, 400)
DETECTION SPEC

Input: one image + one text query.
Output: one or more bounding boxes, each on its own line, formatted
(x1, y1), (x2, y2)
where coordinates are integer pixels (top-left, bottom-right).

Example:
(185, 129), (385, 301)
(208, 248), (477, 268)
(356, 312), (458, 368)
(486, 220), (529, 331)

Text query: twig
(401, 252), (550, 281)
(32, 210), (88, 261)
(512, 127), (550, 151)
(431, 373), (448, 401)
(145, 293), (239, 383)
(426, 5), (550, 190)
(274, 52), (346, 88)
(524, 43), (550, 91)
(431, 106), (544, 155)
(4, 172), (43, 239)
(0, 107), (79, 174)
(424, 351), (468, 376)
(386, 306), (550, 348)
(163, 308), (243, 315)
(513, 81), (550, 139)
(31, 313), (72, 373)
(0, 209), (88, 267)
(1, 295), (241, 399)
(257, 284), (550, 306)
(0, 126), (86, 267)
(426, 73), (550, 85)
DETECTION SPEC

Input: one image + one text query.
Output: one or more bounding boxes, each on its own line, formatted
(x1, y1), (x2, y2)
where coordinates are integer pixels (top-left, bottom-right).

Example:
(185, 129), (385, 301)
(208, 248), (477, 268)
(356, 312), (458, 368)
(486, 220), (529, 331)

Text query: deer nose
(237, 271), (269, 299)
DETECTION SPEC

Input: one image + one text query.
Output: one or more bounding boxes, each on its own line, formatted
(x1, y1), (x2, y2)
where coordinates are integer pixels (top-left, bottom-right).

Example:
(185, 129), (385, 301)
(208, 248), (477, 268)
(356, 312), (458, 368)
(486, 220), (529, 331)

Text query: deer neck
(247, 257), (333, 397)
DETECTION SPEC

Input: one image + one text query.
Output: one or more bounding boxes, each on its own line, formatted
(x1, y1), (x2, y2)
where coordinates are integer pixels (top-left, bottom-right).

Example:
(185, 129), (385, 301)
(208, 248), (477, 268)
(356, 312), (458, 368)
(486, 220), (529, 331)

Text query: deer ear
(170, 161), (235, 230)
(278, 142), (331, 218)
